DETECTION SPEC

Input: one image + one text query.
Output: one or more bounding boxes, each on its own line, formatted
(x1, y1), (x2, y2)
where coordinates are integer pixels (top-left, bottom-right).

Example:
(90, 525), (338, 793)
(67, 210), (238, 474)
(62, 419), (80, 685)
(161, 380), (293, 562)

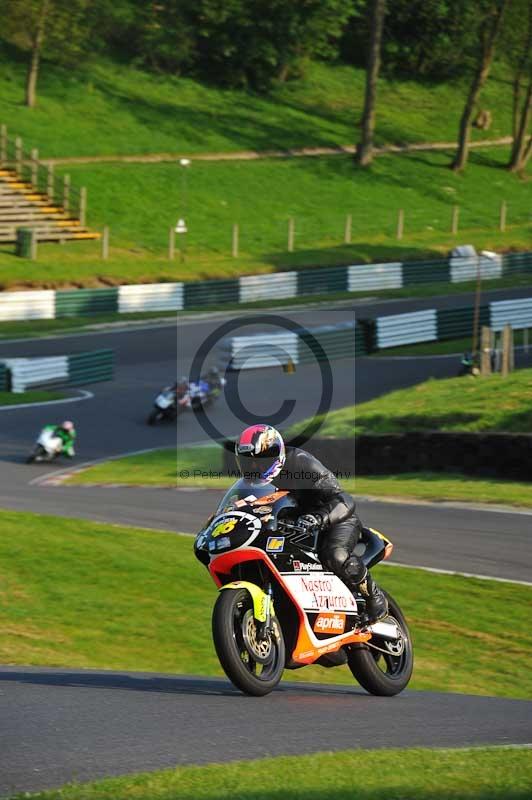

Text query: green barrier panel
(183, 279), (239, 308)
(297, 266), (348, 296)
(437, 305), (490, 341)
(402, 259), (450, 286)
(68, 349), (114, 385)
(0, 363), (7, 391)
(503, 252), (532, 277)
(298, 322), (364, 363)
(56, 288), (118, 318)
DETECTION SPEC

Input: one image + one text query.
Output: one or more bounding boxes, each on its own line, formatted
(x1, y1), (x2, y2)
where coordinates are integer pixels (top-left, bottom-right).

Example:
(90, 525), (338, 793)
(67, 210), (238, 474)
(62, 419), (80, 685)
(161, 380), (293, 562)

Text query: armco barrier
(55, 288), (118, 317)
(0, 250), (531, 322)
(1, 348), (114, 393)
(68, 350), (114, 385)
(219, 321), (364, 370)
(0, 363), (7, 391)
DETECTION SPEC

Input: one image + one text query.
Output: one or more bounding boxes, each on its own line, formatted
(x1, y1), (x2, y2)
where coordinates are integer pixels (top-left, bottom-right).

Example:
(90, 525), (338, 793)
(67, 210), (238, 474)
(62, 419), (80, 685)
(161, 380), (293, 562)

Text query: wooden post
(168, 228), (175, 260)
(344, 213), (352, 244)
(288, 217), (295, 252)
(232, 223), (239, 258)
(499, 200), (507, 232)
(480, 326), (492, 376)
(101, 226), (109, 260)
(47, 164), (54, 201)
(63, 174), (70, 212)
(79, 187), (87, 226)
(396, 208), (404, 240)
(29, 229), (37, 261)
(31, 148), (39, 189)
(451, 205), (459, 234)
(501, 324), (513, 377)
(1, 124), (7, 164)
(15, 136), (22, 175)
(471, 255), (482, 358)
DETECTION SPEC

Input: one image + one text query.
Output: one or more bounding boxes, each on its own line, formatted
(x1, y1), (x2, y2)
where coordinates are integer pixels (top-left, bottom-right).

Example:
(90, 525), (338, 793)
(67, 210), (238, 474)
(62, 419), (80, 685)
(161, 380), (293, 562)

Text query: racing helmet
(61, 420), (74, 432)
(235, 424), (285, 483)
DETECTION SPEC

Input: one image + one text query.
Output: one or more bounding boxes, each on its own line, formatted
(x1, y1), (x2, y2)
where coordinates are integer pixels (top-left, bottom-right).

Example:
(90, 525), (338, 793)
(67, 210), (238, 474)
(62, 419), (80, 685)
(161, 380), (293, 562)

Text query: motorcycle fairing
(209, 548), (371, 666)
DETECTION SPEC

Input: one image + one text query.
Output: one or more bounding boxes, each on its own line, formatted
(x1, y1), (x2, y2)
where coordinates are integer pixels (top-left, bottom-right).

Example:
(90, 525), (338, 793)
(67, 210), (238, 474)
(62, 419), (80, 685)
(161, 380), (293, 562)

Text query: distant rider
(234, 424), (388, 625)
(51, 420), (76, 458)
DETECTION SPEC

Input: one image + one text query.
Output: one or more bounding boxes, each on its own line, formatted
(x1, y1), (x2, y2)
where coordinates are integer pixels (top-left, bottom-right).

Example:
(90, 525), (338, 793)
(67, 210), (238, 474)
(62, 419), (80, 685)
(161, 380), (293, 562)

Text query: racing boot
(358, 572), (388, 624)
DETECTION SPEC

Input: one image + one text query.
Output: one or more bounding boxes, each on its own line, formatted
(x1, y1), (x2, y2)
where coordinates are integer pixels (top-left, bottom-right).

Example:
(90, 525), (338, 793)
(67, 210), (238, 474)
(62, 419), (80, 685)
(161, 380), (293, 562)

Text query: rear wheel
(212, 588), (285, 696)
(147, 409), (161, 425)
(347, 592), (413, 696)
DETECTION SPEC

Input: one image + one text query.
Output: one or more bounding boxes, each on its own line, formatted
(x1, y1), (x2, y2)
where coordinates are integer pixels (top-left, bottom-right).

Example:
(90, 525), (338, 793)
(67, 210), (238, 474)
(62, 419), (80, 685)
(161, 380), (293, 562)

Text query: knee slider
(342, 556), (367, 585)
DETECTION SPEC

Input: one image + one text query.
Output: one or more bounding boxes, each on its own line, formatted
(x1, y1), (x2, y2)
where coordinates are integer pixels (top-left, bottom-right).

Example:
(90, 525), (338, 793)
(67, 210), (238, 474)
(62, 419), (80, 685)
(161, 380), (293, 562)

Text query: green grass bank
(68, 446), (532, 508)
(7, 747), (532, 800)
(1, 509), (530, 698)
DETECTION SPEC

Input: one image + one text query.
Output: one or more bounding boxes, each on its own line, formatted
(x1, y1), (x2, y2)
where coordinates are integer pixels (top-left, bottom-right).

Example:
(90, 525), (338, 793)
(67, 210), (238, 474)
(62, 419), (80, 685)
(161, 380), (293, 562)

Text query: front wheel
(212, 588), (285, 697)
(147, 408), (161, 425)
(347, 591), (413, 696)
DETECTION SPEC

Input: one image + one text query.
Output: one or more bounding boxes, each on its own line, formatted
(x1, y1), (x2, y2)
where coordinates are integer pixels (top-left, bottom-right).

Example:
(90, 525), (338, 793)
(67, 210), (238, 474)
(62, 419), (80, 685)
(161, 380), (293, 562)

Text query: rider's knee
(341, 555), (367, 584)
(320, 544), (350, 574)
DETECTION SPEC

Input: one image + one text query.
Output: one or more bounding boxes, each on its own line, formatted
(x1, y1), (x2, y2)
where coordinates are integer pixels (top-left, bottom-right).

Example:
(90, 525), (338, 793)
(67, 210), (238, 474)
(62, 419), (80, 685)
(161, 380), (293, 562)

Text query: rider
(234, 424), (388, 625)
(52, 420), (76, 458)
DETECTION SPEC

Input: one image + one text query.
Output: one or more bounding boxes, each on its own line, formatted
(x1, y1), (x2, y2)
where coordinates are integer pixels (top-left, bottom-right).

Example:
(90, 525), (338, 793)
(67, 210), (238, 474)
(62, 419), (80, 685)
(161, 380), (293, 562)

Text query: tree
(503, 0), (532, 172)
(356, 0), (386, 167)
(451, 0), (508, 172)
(0, 0), (90, 107)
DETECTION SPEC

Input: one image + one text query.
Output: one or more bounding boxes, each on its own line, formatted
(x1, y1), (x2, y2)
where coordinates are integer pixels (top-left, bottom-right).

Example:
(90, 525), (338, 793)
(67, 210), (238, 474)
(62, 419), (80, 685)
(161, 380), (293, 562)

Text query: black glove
(297, 513), (324, 532)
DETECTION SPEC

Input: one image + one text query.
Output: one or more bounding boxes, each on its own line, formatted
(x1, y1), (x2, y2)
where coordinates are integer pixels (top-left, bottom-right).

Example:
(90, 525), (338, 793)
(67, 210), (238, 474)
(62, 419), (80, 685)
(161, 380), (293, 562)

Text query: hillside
(0, 57), (529, 288)
(0, 58), (517, 158)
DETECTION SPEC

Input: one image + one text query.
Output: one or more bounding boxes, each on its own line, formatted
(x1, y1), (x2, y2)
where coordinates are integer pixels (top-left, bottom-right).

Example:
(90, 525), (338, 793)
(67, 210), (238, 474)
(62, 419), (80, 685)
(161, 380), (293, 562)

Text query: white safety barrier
(450, 253), (503, 283)
(228, 332), (299, 369)
(348, 262), (402, 292)
(239, 272), (298, 303)
(0, 290), (55, 321)
(377, 309), (437, 349)
(118, 282), (184, 313)
(490, 297), (532, 331)
(3, 356), (69, 393)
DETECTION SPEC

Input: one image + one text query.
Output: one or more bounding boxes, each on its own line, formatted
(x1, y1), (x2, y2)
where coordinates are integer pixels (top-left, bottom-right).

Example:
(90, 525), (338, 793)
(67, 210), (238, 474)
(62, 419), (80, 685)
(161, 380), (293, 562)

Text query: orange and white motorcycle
(194, 477), (413, 697)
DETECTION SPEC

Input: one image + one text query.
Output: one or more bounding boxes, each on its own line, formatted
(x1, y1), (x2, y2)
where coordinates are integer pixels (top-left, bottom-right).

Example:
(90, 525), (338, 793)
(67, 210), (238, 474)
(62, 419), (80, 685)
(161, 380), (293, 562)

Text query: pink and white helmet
(235, 424), (285, 483)
(61, 420), (74, 432)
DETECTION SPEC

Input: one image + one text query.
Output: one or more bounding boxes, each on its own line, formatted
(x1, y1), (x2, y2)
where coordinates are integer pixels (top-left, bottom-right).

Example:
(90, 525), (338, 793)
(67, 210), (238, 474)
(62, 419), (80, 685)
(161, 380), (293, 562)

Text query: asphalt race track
(1, 667), (532, 796)
(1, 290), (532, 796)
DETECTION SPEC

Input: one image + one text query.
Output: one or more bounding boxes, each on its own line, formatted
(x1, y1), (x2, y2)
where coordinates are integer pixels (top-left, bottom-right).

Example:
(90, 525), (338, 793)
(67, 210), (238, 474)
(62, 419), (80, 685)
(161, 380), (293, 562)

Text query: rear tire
(347, 591), (413, 696)
(212, 588), (285, 697)
(147, 409), (160, 425)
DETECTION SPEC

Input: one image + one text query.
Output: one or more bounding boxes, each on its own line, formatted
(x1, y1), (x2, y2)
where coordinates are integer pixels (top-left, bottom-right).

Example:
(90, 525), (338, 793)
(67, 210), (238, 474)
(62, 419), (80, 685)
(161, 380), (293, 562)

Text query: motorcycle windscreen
(216, 478), (287, 513)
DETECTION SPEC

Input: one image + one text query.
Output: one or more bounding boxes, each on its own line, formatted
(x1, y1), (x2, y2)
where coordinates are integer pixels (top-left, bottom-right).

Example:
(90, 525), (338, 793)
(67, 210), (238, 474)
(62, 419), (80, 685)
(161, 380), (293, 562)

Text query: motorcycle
(27, 426), (66, 463)
(458, 352), (480, 377)
(147, 386), (182, 425)
(194, 478), (413, 697)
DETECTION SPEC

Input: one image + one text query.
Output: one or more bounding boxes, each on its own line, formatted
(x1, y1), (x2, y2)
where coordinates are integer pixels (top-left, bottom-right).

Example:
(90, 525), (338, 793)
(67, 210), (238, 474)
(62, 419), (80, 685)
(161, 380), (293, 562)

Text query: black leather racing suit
(274, 447), (367, 589)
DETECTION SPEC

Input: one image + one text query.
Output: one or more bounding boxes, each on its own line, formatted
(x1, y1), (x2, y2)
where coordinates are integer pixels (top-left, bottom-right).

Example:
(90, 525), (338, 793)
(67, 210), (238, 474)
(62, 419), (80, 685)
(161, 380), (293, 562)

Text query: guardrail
(216, 297), (532, 369)
(219, 321), (365, 370)
(0, 250), (531, 322)
(0, 349), (114, 393)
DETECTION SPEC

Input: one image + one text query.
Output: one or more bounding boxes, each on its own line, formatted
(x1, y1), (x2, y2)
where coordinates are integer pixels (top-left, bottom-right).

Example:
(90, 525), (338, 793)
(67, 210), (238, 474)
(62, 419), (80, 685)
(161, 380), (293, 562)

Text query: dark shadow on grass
(357, 412), (481, 432)
(265, 242), (443, 271)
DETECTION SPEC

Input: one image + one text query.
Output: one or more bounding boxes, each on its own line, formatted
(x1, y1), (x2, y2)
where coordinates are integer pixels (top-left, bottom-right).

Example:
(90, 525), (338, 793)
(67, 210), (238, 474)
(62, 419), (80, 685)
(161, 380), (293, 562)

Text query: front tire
(347, 591), (413, 696)
(212, 588), (285, 697)
(147, 409), (161, 425)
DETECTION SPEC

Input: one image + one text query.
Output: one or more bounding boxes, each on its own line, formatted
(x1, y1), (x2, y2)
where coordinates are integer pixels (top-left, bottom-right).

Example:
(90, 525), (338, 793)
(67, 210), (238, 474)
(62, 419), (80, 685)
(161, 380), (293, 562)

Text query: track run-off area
(1, 287), (531, 796)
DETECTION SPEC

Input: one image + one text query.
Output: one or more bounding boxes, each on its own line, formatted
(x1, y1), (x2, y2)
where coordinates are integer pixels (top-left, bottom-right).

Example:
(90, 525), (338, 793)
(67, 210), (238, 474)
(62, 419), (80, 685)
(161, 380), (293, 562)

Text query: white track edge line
(381, 560), (532, 587)
(0, 388), (93, 412)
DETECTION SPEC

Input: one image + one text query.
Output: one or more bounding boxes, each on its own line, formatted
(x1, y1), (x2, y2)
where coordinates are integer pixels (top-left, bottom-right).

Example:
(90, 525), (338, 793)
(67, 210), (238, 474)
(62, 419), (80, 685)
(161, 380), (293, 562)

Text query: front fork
(256, 583), (273, 642)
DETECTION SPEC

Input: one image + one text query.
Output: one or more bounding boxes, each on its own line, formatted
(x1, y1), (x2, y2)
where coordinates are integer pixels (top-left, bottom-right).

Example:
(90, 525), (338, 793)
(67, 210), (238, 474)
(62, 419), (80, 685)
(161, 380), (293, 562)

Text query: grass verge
(376, 329), (532, 357)
(288, 369), (532, 437)
(0, 389), (65, 406)
(7, 747), (532, 800)
(0, 508), (530, 698)
(0, 149), (530, 288)
(68, 437), (532, 508)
